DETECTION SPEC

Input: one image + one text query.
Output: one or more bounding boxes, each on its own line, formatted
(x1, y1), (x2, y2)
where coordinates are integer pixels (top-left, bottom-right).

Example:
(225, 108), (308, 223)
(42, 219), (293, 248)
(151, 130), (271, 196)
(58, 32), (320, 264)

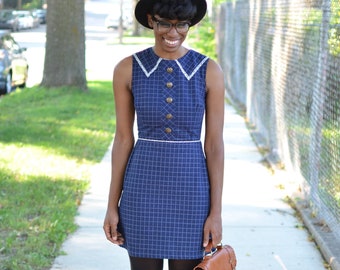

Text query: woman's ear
(147, 14), (153, 28)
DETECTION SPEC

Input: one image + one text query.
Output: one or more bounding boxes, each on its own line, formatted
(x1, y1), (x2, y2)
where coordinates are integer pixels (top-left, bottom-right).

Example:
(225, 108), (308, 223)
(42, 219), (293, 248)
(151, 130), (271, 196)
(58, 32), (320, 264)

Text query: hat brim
(135, 0), (207, 29)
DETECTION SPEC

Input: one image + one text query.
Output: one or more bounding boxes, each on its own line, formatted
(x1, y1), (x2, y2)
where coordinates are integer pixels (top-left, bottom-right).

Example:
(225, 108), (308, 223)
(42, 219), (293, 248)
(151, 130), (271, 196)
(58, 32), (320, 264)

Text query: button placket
(163, 65), (175, 137)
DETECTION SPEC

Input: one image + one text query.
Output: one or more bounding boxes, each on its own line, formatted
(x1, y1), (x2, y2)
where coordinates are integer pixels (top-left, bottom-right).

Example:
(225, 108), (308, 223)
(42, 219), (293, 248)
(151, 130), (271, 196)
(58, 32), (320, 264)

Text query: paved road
(12, 0), (126, 87)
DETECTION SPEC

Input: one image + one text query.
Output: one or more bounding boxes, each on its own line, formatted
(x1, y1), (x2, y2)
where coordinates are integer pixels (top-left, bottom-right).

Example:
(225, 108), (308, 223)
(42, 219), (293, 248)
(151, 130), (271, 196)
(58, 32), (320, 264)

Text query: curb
(246, 122), (340, 270)
(263, 160), (340, 270)
(295, 201), (340, 270)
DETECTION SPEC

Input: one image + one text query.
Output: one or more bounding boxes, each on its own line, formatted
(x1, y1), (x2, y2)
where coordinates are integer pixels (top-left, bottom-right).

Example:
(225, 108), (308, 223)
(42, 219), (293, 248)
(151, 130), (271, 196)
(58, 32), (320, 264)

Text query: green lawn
(0, 82), (115, 270)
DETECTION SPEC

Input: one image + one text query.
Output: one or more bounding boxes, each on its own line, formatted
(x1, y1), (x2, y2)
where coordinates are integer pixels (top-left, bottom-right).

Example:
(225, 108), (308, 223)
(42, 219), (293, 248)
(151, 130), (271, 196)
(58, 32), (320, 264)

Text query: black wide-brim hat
(135, 0), (207, 29)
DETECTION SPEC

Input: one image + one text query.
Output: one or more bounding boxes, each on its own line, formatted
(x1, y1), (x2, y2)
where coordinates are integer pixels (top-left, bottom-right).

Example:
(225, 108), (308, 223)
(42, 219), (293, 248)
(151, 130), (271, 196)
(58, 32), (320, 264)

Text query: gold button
(166, 97), (173, 103)
(166, 113), (173, 119)
(165, 127), (172, 133)
(166, 82), (173, 88)
(167, 67), (173, 73)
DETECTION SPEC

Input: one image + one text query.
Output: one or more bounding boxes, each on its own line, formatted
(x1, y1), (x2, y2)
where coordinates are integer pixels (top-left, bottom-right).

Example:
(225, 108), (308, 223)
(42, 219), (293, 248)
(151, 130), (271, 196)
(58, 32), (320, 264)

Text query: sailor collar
(133, 48), (209, 80)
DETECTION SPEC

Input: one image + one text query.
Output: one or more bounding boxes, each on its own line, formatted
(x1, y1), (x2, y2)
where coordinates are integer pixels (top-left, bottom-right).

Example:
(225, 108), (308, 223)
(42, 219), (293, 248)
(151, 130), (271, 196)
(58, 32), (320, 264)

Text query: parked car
(0, 10), (19, 32)
(0, 30), (29, 95)
(105, 6), (132, 30)
(29, 10), (40, 28)
(15, 10), (34, 30)
(35, 9), (46, 24)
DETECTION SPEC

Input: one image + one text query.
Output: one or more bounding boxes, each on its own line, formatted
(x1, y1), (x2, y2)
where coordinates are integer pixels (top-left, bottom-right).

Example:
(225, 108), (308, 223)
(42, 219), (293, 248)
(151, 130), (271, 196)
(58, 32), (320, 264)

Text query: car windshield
(15, 11), (29, 16)
(0, 11), (14, 20)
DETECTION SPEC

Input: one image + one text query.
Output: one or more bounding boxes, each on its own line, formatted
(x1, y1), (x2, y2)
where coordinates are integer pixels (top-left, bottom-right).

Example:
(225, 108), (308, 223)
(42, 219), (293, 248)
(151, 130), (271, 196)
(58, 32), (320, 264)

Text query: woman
(103, 0), (225, 269)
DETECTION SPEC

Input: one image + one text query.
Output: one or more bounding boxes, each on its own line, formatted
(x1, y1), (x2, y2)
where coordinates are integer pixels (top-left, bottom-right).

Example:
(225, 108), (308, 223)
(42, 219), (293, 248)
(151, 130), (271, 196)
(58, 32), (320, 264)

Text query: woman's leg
(129, 256), (164, 270)
(168, 259), (202, 270)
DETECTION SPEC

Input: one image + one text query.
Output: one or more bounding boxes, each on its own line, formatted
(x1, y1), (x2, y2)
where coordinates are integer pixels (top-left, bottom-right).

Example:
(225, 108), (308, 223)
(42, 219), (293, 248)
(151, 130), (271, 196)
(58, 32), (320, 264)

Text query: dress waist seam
(138, 138), (201, 143)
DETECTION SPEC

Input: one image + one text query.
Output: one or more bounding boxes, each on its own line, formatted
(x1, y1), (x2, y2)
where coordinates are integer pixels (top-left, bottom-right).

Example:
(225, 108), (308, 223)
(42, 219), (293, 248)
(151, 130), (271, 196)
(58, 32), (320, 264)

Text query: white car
(105, 7), (132, 30)
(15, 10), (34, 30)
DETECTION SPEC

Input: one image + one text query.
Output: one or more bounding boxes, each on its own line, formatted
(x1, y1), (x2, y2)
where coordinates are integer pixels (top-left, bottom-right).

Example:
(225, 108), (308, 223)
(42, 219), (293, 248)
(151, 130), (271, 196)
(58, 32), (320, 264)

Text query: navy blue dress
(118, 47), (210, 259)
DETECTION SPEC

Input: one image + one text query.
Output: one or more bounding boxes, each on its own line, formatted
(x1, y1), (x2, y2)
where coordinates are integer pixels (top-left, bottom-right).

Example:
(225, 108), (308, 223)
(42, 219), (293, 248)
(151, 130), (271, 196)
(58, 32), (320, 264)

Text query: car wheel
(12, 25), (18, 32)
(5, 74), (13, 94)
(18, 82), (26, 89)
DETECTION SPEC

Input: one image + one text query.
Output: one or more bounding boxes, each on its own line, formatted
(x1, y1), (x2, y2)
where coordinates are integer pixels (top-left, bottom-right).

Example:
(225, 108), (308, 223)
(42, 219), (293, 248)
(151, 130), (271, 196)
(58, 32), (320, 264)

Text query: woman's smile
(164, 38), (180, 46)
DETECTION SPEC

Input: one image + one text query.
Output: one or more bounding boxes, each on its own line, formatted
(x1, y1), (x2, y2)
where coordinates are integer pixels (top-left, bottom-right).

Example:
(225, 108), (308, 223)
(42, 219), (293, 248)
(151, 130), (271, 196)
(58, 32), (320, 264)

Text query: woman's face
(147, 14), (191, 56)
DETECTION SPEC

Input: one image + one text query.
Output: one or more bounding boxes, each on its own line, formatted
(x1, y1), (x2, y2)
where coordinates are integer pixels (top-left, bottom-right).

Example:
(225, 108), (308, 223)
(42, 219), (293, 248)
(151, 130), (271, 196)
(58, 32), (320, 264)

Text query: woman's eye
(159, 22), (171, 28)
(177, 23), (187, 28)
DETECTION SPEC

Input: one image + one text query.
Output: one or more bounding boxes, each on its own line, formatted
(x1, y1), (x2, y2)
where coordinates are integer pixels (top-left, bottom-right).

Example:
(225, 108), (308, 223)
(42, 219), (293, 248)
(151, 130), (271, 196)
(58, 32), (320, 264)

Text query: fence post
(308, 0), (330, 210)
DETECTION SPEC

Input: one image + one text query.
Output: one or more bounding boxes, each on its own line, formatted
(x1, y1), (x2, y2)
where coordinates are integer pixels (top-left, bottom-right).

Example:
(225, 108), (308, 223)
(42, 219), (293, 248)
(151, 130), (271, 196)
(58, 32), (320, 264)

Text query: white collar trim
(133, 54), (209, 80)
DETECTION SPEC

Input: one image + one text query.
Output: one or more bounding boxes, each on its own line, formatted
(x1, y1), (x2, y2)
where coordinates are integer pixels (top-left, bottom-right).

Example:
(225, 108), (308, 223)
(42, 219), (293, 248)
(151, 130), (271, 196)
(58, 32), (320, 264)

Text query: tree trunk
(132, 0), (140, 36)
(118, 0), (123, 44)
(41, 0), (87, 90)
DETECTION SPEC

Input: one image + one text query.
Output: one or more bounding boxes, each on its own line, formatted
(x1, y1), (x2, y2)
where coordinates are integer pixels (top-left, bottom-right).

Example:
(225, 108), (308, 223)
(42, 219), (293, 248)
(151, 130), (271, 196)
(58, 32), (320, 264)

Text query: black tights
(129, 256), (202, 270)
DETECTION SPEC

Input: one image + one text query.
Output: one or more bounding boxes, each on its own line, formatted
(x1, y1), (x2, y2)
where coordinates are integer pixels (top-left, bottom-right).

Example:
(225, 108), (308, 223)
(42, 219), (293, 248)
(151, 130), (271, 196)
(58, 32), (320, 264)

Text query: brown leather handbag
(194, 242), (237, 270)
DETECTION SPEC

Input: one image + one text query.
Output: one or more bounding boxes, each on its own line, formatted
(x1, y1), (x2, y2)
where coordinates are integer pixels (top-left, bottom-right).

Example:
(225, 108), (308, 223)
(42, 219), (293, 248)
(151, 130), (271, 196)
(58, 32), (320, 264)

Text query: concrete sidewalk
(50, 103), (327, 270)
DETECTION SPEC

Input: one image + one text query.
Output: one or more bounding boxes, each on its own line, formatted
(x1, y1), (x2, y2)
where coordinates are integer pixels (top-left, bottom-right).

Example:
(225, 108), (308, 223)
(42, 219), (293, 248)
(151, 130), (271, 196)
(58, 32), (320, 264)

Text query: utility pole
(118, 0), (123, 44)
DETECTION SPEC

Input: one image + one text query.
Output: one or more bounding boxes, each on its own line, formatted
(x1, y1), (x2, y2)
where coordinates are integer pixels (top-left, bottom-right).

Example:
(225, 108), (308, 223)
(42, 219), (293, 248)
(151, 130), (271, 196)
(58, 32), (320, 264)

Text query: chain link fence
(216, 0), (340, 241)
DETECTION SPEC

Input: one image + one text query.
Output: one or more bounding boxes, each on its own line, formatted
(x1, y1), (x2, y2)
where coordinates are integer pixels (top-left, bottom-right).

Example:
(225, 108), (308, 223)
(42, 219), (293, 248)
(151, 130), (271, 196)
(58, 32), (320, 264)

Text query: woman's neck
(152, 46), (189, 60)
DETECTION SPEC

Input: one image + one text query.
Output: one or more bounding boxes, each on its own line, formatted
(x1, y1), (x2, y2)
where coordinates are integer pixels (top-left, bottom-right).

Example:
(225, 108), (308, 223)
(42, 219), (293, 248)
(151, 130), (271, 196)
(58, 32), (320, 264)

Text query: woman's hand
(103, 209), (125, 245)
(203, 213), (222, 248)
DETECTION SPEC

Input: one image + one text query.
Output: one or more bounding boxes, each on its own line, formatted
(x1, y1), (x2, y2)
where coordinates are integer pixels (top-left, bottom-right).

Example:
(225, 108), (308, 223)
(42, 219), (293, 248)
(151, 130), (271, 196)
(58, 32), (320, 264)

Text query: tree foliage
(3, 0), (44, 9)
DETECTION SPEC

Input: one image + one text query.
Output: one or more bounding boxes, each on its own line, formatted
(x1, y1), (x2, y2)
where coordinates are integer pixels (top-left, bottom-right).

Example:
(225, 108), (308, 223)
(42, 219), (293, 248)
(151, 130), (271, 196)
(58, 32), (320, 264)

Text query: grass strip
(0, 82), (115, 270)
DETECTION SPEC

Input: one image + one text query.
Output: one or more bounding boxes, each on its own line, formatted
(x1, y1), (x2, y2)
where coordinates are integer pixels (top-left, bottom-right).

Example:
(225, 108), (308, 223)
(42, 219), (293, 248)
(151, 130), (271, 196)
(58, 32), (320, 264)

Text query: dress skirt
(118, 139), (210, 259)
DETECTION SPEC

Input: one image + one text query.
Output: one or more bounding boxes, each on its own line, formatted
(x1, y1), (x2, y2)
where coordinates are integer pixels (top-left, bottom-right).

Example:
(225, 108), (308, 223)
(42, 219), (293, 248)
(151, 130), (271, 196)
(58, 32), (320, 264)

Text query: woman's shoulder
(116, 55), (133, 69)
(113, 55), (133, 82)
(206, 58), (223, 77)
(114, 54), (134, 77)
(206, 58), (224, 93)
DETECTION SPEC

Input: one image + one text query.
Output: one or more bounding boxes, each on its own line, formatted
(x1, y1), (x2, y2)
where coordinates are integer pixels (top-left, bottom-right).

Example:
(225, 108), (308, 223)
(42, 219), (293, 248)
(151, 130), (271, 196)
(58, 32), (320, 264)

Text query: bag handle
(204, 241), (223, 256)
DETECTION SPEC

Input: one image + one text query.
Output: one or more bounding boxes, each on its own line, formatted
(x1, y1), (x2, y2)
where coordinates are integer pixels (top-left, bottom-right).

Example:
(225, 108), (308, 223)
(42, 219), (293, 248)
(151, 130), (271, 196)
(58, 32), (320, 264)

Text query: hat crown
(135, 0), (207, 29)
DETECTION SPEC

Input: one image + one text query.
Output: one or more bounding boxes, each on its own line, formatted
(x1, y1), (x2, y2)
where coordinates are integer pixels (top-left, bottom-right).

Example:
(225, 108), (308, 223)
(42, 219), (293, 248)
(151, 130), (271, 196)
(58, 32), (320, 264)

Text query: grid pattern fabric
(118, 48), (210, 259)
(217, 0), (340, 241)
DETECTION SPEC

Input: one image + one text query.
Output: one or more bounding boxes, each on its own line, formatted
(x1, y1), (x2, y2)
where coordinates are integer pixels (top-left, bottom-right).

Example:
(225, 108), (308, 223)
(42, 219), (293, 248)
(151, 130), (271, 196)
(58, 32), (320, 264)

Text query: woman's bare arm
(103, 56), (135, 244)
(203, 59), (225, 248)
